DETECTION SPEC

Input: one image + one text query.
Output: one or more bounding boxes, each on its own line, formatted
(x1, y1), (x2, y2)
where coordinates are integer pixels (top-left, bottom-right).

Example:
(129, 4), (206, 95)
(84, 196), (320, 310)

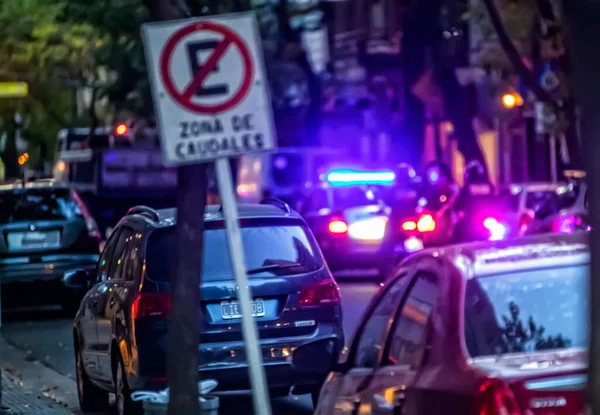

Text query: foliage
(468, 0), (538, 71)
(499, 301), (572, 354)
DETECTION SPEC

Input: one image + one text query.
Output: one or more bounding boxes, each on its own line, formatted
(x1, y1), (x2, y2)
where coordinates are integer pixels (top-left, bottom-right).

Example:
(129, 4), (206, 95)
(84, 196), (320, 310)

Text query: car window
(145, 219), (324, 282)
(385, 273), (439, 369)
(536, 185), (580, 219)
(525, 190), (559, 211)
(96, 228), (121, 283)
(332, 187), (379, 209)
(464, 265), (588, 358)
(106, 227), (135, 281)
(0, 187), (82, 224)
(121, 232), (143, 282)
(353, 274), (411, 368)
(304, 189), (329, 213)
(499, 190), (520, 212)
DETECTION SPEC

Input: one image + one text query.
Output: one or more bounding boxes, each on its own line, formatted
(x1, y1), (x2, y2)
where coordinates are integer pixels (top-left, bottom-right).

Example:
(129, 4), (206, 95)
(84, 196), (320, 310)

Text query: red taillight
(519, 213), (533, 232)
(131, 293), (171, 319)
(402, 220), (417, 231)
(328, 219), (348, 234)
(298, 281), (340, 307)
(475, 379), (521, 415)
(417, 214), (436, 232)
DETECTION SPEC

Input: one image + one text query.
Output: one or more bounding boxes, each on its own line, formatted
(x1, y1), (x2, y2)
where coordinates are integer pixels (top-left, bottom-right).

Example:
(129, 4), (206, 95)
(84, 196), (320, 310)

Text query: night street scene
(1, 0), (600, 414)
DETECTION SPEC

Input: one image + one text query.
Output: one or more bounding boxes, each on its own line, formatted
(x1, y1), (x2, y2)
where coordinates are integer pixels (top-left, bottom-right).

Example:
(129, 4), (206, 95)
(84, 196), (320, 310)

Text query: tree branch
(481, 0), (560, 110)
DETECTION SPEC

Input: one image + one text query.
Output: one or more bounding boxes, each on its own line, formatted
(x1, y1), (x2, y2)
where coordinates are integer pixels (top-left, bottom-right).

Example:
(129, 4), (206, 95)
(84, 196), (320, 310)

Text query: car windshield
(146, 220), (324, 282)
(535, 184), (581, 219)
(525, 190), (559, 211)
(464, 265), (588, 358)
(0, 188), (82, 224)
(332, 187), (380, 209)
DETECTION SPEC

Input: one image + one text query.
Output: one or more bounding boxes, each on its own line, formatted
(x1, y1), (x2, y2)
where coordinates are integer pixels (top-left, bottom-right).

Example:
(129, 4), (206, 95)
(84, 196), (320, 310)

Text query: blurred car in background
(0, 179), (101, 313)
(310, 231), (589, 415)
(526, 176), (588, 236)
(497, 182), (568, 237)
(299, 168), (422, 277)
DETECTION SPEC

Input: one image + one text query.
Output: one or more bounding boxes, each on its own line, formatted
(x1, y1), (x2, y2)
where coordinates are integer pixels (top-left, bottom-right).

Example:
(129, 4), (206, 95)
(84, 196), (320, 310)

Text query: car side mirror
(63, 269), (91, 290)
(291, 337), (340, 374)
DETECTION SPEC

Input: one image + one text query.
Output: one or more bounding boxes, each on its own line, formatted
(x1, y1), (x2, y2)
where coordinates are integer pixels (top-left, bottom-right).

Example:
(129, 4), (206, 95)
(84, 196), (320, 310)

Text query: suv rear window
(146, 219), (324, 282)
(332, 187), (379, 209)
(464, 265), (588, 358)
(0, 188), (81, 224)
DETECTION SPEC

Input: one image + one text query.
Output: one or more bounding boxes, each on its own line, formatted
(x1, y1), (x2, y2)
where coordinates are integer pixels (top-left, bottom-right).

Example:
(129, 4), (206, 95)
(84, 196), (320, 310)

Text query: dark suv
(70, 201), (344, 415)
(0, 179), (101, 312)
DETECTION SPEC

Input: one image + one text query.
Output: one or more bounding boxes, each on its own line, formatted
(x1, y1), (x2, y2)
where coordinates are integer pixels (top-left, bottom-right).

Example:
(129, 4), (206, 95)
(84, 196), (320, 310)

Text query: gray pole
(561, 1), (600, 414)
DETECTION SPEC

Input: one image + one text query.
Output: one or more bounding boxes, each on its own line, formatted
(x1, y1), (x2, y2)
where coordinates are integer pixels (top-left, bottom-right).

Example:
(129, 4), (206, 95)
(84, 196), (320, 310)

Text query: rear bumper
(132, 323), (344, 392)
(0, 255), (98, 308)
(321, 237), (415, 271)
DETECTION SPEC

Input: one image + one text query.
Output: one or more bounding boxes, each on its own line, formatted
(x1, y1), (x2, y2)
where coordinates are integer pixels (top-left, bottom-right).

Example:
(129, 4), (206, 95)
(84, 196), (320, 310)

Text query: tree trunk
(561, 2), (600, 414)
(2, 115), (19, 179)
(142, 2), (208, 415)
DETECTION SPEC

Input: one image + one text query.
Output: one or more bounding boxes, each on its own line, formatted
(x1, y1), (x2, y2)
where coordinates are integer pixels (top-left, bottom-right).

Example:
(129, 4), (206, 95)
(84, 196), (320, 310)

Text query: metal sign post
(214, 157), (271, 415)
(142, 11), (276, 415)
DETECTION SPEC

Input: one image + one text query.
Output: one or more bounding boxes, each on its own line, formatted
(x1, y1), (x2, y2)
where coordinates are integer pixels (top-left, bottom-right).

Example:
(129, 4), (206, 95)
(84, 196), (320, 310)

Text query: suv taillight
(298, 281), (340, 307)
(519, 213), (533, 232)
(131, 293), (171, 319)
(475, 379), (521, 415)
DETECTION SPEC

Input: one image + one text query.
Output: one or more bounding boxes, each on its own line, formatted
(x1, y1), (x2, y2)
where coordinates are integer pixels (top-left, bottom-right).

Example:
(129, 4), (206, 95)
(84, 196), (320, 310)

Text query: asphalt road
(1, 280), (379, 415)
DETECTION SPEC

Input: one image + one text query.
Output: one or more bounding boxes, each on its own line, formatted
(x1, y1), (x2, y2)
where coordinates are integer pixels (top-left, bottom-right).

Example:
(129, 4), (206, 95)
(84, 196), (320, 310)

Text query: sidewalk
(1, 372), (73, 414)
(0, 336), (79, 414)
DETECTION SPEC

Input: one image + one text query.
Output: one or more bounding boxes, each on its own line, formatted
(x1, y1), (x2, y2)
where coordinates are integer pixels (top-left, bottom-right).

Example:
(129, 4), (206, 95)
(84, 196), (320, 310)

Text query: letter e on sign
(141, 12), (277, 166)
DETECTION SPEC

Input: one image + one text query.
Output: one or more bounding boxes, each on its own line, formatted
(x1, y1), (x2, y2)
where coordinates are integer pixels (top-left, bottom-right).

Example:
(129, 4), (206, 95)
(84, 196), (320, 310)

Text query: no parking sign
(142, 13), (276, 166)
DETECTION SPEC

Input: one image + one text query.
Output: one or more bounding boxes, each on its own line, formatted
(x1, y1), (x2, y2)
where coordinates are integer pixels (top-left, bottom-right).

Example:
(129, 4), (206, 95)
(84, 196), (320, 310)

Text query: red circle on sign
(160, 21), (254, 114)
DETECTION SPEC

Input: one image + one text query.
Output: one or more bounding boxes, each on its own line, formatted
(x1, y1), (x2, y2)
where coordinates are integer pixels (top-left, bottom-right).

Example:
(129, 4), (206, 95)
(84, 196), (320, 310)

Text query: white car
(525, 181), (588, 235)
(497, 182), (571, 237)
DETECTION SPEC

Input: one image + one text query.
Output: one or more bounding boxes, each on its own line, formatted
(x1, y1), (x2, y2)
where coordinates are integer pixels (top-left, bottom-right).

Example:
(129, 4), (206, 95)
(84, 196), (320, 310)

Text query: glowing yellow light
(56, 160), (66, 172)
(17, 153), (29, 166)
(502, 94), (516, 108)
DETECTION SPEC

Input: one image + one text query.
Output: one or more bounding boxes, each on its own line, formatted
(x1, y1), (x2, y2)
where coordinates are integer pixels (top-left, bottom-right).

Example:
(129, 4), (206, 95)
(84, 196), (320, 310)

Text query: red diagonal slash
(181, 38), (232, 102)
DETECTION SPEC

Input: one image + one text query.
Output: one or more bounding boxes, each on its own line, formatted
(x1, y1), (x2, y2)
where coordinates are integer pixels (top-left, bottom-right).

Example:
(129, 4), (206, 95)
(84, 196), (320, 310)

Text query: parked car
(526, 180), (588, 235)
(0, 178), (101, 313)
(307, 231), (588, 415)
(496, 182), (568, 237)
(70, 201), (344, 415)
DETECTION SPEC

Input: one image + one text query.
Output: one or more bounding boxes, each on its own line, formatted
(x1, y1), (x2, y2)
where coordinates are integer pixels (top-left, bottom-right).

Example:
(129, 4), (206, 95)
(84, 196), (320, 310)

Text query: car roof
(123, 202), (303, 229)
(508, 182), (565, 194)
(407, 231), (589, 279)
(0, 178), (68, 191)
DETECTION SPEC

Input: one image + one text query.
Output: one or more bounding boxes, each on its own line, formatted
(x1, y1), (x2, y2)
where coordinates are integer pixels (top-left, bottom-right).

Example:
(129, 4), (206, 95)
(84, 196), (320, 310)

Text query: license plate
(221, 299), (265, 320)
(7, 231), (60, 250)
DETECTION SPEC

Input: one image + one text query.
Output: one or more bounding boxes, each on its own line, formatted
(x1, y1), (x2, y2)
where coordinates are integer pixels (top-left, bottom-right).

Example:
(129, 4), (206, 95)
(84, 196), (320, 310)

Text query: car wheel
(115, 356), (142, 415)
(75, 350), (109, 413)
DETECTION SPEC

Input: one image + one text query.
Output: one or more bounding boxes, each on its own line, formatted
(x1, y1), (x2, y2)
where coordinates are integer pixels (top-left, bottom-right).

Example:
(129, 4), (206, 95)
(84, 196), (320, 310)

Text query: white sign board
(142, 13), (277, 166)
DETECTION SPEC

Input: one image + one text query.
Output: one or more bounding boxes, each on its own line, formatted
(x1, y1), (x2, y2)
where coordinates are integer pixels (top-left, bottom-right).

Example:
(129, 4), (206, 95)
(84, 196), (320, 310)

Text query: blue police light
(326, 169), (396, 186)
